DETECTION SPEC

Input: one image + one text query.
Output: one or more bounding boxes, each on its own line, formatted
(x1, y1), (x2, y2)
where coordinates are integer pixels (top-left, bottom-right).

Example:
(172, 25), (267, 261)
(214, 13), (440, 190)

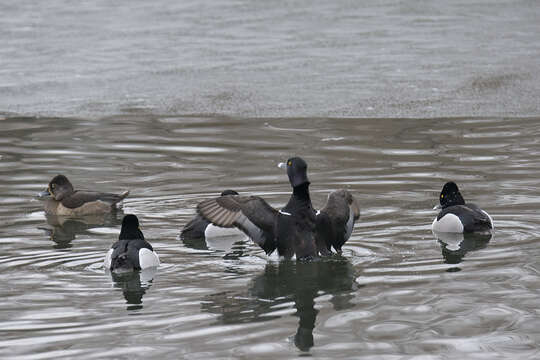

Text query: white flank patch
(205, 224), (247, 252)
(204, 224), (244, 238)
(139, 248), (160, 269)
(432, 213), (464, 233)
(103, 249), (113, 270)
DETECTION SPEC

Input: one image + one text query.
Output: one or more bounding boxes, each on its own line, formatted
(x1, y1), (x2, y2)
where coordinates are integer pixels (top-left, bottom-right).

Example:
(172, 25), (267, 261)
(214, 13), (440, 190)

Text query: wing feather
(61, 190), (129, 209)
(197, 195), (279, 254)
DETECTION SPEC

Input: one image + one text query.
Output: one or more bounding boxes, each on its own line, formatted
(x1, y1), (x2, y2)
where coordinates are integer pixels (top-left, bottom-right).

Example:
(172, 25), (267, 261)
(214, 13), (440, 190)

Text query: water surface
(2, 0), (540, 358)
(1, 0), (539, 118)
(1, 115), (540, 359)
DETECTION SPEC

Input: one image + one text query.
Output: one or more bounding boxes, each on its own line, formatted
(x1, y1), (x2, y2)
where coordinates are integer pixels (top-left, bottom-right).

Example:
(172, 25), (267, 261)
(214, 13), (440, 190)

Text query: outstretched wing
(197, 195), (278, 254)
(61, 190), (129, 209)
(316, 189), (360, 252)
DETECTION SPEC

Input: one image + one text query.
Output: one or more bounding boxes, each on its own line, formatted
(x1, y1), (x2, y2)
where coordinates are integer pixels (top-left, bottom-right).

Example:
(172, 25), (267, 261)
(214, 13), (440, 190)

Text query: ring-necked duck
(38, 174), (129, 216)
(181, 190), (244, 239)
(196, 157), (360, 260)
(432, 181), (493, 233)
(104, 214), (159, 271)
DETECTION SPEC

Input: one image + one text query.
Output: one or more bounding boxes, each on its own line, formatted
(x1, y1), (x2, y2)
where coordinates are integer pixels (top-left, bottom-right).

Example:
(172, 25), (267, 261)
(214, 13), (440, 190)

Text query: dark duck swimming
(432, 181), (493, 233)
(104, 214), (160, 271)
(196, 157), (360, 260)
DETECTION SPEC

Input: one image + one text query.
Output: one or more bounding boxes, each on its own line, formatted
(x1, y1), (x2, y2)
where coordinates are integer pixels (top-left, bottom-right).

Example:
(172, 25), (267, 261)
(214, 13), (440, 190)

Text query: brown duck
(39, 174), (129, 216)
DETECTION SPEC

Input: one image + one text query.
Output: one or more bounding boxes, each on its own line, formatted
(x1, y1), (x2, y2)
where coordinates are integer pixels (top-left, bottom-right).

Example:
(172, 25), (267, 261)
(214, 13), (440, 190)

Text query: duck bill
(278, 162), (287, 169)
(433, 204), (442, 210)
(37, 188), (51, 199)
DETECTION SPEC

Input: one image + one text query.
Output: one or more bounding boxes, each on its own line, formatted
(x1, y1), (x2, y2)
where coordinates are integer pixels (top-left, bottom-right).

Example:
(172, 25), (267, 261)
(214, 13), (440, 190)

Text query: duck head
(278, 157), (310, 188)
(438, 181), (465, 209)
(119, 214), (145, 240)
(39, 175), (75, 201)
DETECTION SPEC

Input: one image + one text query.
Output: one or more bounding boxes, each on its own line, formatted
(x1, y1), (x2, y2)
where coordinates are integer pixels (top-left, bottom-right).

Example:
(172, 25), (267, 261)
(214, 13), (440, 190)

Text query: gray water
(2, 1), (540, 359)
(1, 0), (540, 118)
(2, 116), (540, 359)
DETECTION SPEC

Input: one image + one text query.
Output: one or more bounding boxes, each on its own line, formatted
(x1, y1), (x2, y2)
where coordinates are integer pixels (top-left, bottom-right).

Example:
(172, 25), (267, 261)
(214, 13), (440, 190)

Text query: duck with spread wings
(196, 157), (360, 260)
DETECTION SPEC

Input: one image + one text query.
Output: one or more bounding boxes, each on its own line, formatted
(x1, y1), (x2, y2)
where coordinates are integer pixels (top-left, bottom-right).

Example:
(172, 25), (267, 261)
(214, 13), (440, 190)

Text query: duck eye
(287, 160), (292, 166)
(440, 194), (444, 198)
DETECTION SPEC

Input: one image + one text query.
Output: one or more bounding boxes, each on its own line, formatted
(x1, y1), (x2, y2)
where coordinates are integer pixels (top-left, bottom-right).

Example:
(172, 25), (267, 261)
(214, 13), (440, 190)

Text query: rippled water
(1, 115), (540, 359)
(2, 0), (540, 358)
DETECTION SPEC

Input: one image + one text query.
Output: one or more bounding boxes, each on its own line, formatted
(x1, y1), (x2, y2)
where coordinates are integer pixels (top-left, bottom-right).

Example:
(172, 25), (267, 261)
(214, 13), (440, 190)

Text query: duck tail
(111, 242), (136, 271)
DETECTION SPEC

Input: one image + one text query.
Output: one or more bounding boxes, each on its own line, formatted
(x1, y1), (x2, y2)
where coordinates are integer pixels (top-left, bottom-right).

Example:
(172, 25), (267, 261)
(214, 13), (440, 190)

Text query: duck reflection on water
(433, 230), (493, 266)
(109, 268), (157, 311)
(39, 212), (123, 248)
(201, 257), (357, 352)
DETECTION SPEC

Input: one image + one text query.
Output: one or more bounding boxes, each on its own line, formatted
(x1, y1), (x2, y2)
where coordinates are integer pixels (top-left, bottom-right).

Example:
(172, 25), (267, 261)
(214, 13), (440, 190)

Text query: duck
(432, 181), (493, 233)
(38, 174), (129, 216)
(181, 190), (245, 239)
(104, 214), (160, 271)
(196, 157), (360, 260)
